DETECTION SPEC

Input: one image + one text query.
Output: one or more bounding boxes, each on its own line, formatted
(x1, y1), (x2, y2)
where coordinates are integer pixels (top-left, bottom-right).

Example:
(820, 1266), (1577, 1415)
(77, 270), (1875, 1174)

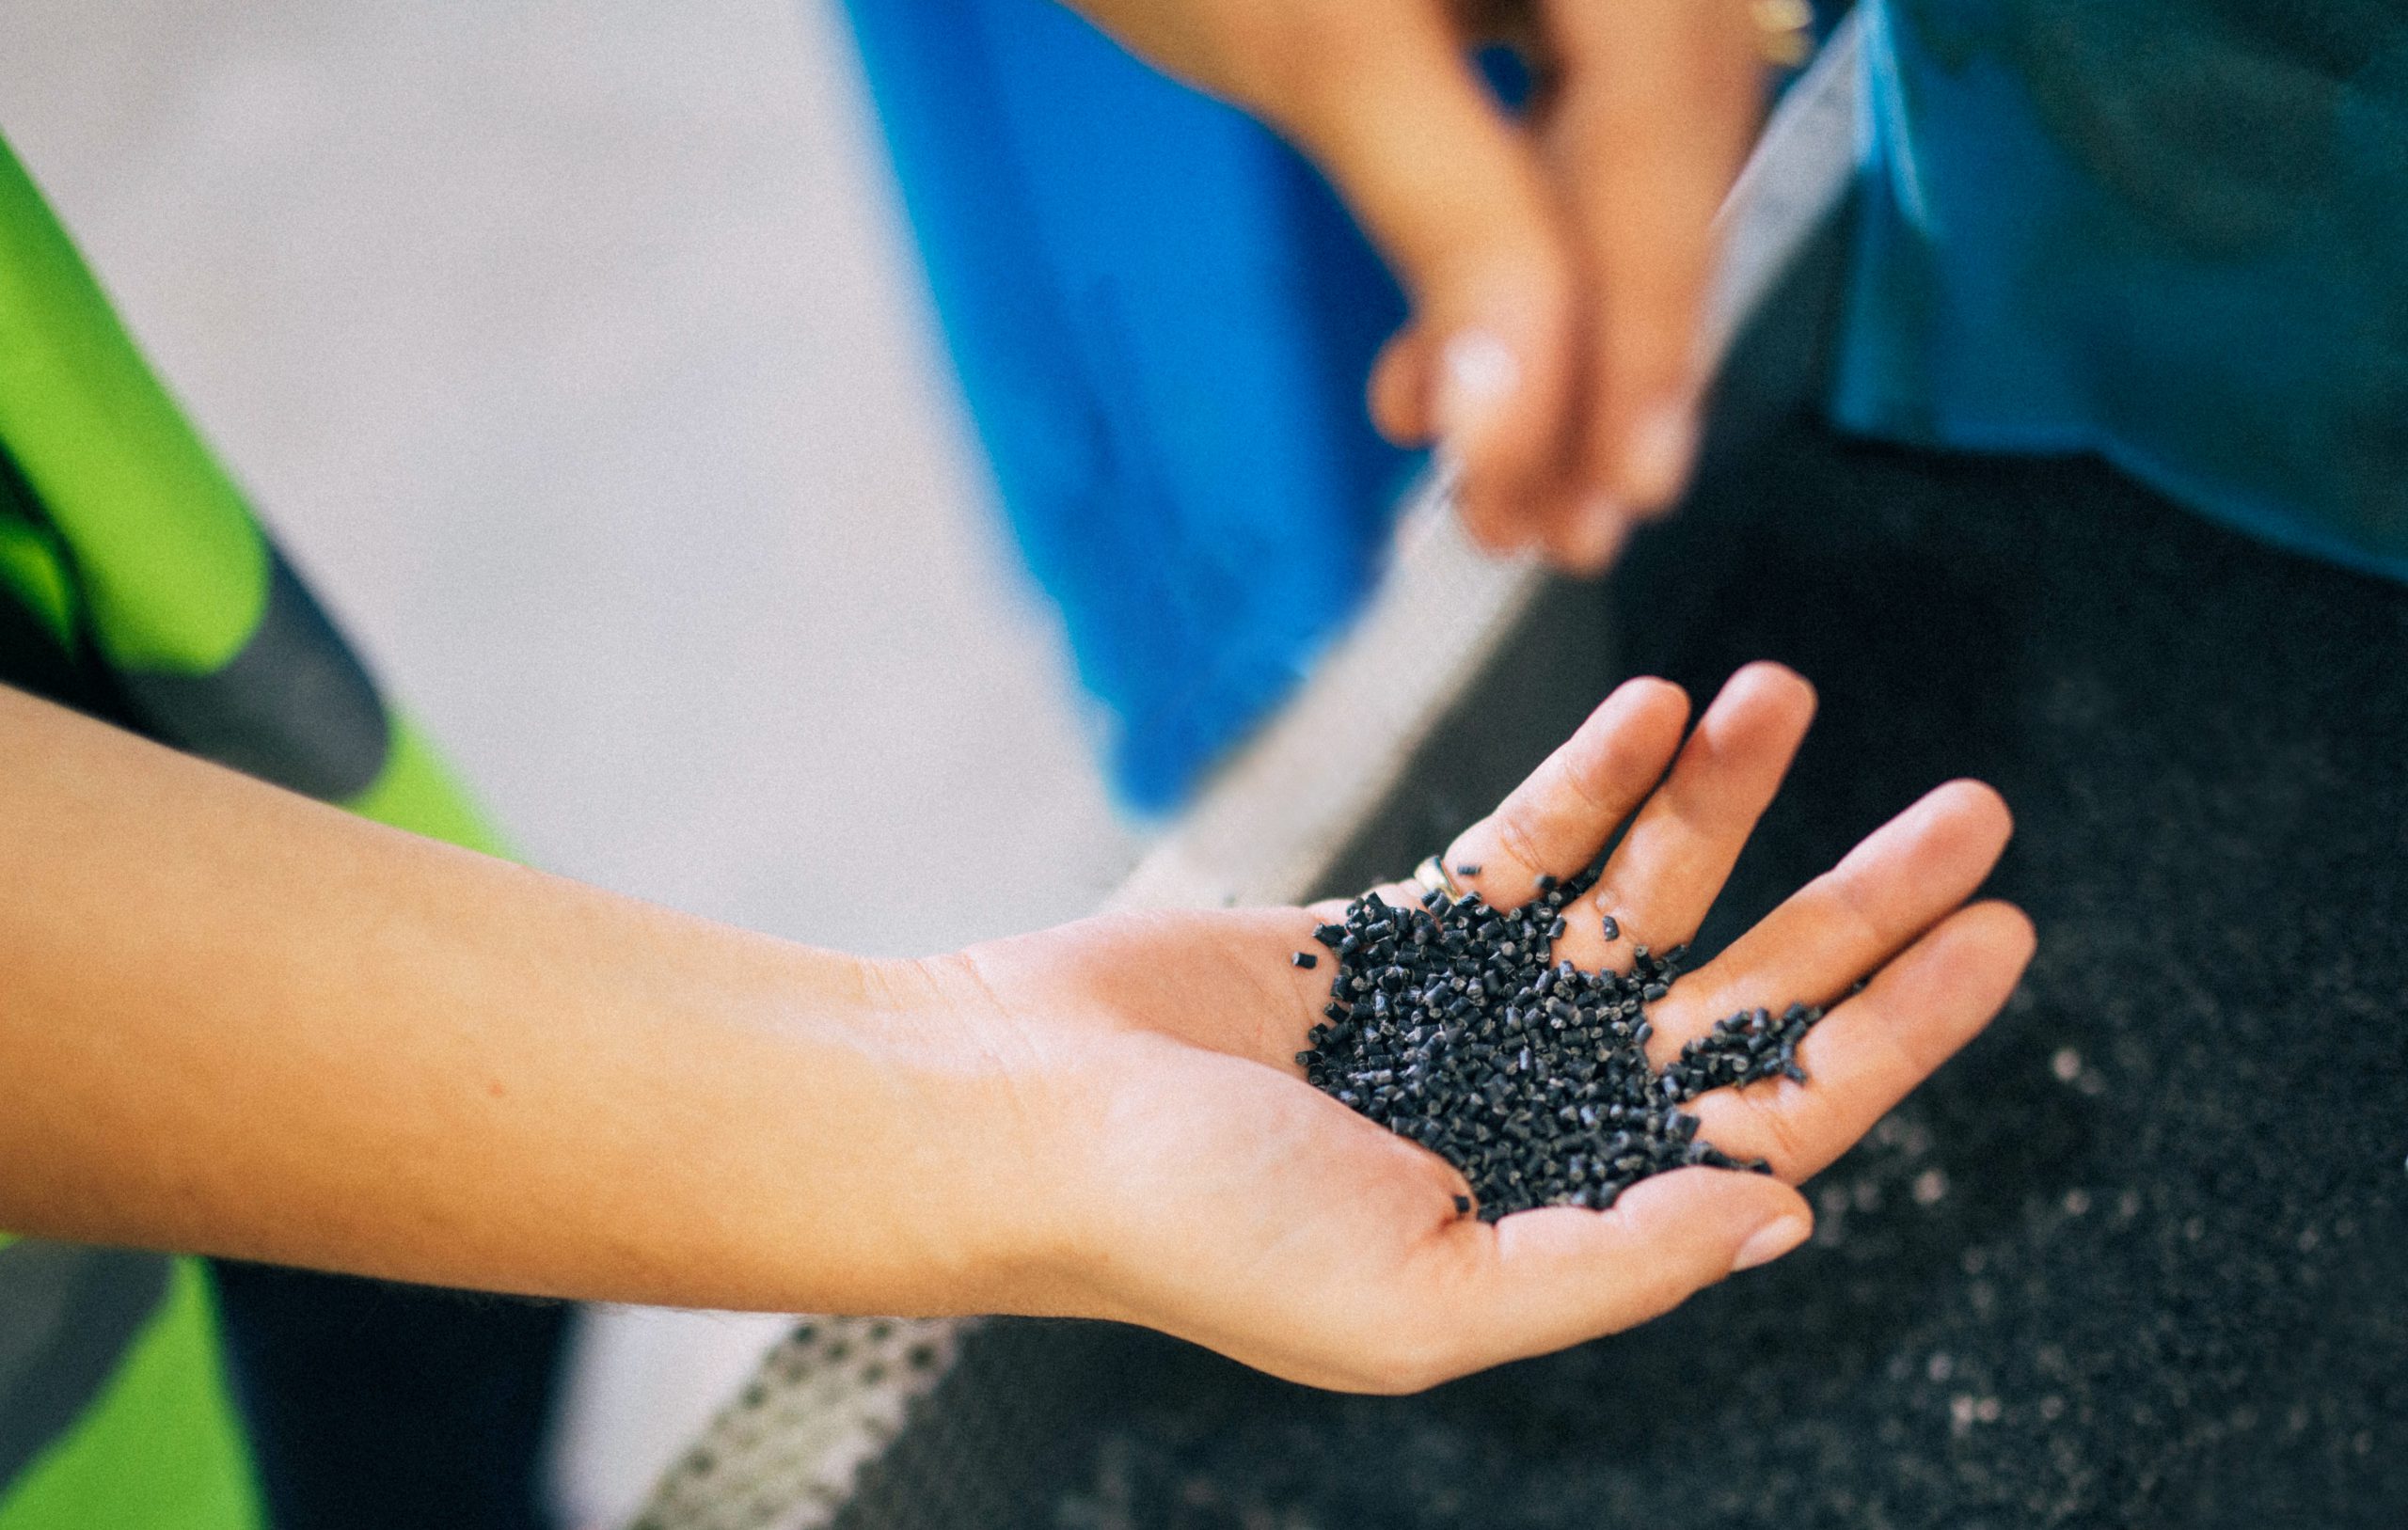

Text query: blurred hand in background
(1058, 0), (1776, 571)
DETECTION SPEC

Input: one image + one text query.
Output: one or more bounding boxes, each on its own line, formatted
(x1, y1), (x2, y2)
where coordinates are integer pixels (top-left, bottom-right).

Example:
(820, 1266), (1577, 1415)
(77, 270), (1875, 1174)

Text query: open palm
(947, 664), (2032, 1391)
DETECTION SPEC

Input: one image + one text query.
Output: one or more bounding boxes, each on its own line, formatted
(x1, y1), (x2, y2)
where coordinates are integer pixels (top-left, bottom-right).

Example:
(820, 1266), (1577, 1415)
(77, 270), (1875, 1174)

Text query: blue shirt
(843, 1), (2407, 810)
(1835, 0), (2408, 580)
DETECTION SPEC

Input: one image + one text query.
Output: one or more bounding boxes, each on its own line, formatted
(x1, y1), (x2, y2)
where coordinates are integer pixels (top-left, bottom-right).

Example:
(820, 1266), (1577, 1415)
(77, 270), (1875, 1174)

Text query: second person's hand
(1054, 0), (1778, 570)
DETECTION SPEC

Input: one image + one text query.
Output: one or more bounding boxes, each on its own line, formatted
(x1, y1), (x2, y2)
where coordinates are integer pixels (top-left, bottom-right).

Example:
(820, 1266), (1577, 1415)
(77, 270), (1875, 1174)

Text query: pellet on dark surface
(1292, 866), (1819, 1220)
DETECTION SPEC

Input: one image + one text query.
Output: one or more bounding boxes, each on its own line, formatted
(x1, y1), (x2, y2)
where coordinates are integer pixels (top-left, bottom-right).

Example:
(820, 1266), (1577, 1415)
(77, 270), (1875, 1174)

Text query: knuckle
(1817, 875), (1893, 961)
(1490, 805), (1553, 885)
(1555, 746), (1622, 822)
(1222, 3), (1377, 121)
(1745, 1088), (1817, 1175)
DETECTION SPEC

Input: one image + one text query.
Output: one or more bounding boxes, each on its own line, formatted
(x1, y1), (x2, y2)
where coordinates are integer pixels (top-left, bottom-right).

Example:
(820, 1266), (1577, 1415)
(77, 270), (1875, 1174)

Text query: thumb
(1440, 1166), (1813, 1369)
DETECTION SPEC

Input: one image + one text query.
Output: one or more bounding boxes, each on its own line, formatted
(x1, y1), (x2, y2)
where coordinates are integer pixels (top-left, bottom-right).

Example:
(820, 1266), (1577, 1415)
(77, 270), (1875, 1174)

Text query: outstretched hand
(937, 664), (2032, 1390)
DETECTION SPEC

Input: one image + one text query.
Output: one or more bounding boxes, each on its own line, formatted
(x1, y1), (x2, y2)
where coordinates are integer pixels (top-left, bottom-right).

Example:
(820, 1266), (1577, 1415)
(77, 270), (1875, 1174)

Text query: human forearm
(4, 668), (2033, 1393)
(0, 684), (1053, 1314)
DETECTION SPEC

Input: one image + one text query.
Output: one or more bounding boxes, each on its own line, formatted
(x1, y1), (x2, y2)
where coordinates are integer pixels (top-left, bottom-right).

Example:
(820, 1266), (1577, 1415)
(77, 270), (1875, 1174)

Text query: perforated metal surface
(631, 1318), (962, 1530)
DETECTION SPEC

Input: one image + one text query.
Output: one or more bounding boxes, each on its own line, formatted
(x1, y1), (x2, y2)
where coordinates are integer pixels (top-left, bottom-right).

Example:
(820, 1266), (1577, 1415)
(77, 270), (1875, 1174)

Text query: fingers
(1539, 0), (1765, 532)
(1571, 662), (1815, 959)
(1683, 900), (2038, 1181)
(1245, 9), (1582, 560)
(1649, 780), (2014, 1050)
(1389, 1166), (1809, 1384)
(1378, 896), (2029, 1388)
(1440, 676), (1691, 908)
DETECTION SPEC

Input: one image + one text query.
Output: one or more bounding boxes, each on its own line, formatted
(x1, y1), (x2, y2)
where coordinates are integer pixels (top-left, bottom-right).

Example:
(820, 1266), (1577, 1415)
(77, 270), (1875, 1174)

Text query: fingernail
(1623, 401), (1698, 511)
(1730, 1213), (1810, 1272)
(1437, 329), (1521, 453)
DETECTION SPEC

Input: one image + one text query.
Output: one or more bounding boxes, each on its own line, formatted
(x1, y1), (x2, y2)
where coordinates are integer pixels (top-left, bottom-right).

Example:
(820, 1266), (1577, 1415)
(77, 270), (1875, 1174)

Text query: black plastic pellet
(1599, 913), (1620, 941)
(1295, 860), (1820, 1221)
(1453, 1194), (1472, 1215)
(1292, 951), (1319, 970)
(1454, 862), (1481, 877)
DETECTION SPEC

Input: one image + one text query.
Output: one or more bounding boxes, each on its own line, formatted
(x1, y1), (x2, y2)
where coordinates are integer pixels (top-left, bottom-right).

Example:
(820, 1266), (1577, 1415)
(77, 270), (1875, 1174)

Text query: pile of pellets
(1295, 864), (1822, 1220)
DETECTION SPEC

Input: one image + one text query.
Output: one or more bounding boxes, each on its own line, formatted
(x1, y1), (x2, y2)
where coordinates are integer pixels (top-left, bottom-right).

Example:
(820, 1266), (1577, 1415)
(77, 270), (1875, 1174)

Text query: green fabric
(0, 516), (72, 647)
(0, 134), (266, 675)
(0, 127), (517, 1521)
(0, 1258), (261, 1530)
(350, 717), (514, 859)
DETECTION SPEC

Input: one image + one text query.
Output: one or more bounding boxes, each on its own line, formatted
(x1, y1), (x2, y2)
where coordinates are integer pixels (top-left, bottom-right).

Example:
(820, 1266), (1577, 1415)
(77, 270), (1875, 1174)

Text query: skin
(1054, 0), (1772, 571)
(0, 665), (2030, 1392)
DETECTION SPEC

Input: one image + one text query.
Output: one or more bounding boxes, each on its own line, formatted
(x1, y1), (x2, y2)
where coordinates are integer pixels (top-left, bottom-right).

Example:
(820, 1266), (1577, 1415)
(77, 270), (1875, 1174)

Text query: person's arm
(0, 680), (1040, 1316)
(1, 667), (2033, 1392)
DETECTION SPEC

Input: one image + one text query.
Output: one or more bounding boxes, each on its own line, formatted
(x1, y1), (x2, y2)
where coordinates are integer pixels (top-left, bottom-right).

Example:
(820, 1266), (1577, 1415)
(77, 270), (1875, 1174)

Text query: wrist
(838, 948), (1101, 1317)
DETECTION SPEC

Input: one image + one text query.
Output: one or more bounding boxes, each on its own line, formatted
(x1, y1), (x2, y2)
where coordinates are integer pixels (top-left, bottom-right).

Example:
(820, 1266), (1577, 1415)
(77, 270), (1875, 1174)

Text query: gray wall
(0, 0), (1142, 958)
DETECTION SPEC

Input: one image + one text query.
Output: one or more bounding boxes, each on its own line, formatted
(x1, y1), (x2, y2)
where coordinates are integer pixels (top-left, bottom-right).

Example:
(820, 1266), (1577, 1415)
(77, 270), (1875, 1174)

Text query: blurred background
(0, 0), (1146, 952)
(1, 0), (1144, 1520)
(11, 4), (2404, 1527)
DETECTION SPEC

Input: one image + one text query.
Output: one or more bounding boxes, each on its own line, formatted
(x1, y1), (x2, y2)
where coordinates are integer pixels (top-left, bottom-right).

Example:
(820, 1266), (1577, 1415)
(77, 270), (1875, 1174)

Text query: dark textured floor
(922, 418), (2408, 1530)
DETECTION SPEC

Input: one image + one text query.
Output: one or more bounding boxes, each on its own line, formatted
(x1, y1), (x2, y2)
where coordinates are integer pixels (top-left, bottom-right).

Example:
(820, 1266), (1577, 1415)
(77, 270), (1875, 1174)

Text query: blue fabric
(838, 0), (1415, 812)
(1834, 0), (2408, 580)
